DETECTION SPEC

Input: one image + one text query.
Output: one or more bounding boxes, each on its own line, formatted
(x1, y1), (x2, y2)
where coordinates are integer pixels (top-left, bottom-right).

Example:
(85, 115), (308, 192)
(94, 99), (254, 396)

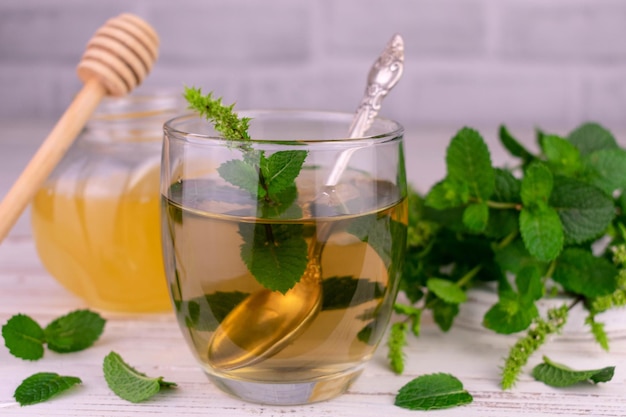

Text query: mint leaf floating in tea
(532, 356), (615, 387)
(44, 309), (106, 353)
(2, 314), (46, 360)
(103, 351), (177, 403)
(394, 373), (473, 411)
(14, 372), (82, 406)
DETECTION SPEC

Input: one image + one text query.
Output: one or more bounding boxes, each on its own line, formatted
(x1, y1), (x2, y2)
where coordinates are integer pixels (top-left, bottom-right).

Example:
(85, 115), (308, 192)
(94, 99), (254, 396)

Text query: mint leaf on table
(103, 351), (177, 403)
(2, 314), (45, 360)
(532, 356), (615, 387)
(44, 309), (106, 353)
(395, 373), (473, 411)
(14, 372), (82, 406)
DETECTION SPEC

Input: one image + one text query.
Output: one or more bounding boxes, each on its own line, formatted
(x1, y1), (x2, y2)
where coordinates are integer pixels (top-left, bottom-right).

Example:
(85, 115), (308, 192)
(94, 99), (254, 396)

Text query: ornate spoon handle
(325, 34), (404, 187)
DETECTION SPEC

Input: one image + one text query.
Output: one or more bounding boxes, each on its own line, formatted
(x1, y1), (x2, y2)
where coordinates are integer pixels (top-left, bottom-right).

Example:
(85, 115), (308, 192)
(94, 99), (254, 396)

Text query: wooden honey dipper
(0, 13), (159, 243)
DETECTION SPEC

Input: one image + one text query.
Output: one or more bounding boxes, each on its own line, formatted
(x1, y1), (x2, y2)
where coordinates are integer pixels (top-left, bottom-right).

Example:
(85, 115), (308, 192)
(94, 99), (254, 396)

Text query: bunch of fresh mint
(392, 123), (626, 389)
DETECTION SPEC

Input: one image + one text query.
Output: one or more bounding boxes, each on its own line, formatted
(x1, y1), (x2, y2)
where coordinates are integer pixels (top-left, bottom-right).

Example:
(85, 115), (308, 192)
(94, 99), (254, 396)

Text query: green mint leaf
(395, 373), (473, 411)
(446, 127), (495, 200)
(568, 122), (617, 155)
(14, 372), (81, 406)
(540, 134), (582, 176)
(239, 222), (308, 294)
(103, 351), (177, 403)
(426, 278), (467, 304)
(259, 184), (301, 219)
(424, 179), (470, 209)
(184, 87), (250, 141)
(520, 162), (553, 206)
(483, 288), (538, 334)
(519, 204), (563, 262)
(549, 176), (615, 245)
(261, 150), (308, 197)
(217, 159), (265, 198)
(321, 276), (385, 310)
(582, 148), (626, 195)
(516, 265), (544, 303)
(499, 125), (534, 163)
(44, 309), (106, 353)
(387, 322), (408, 374)
(492, 168), (522, 203)
(2, 314), (45, 360)
(494, 238), (547, 275)
(553, 248), (618, 297)
(532, 356), (615, 387)
(462, 201), (489, 232)
(431, 298), (459, 332)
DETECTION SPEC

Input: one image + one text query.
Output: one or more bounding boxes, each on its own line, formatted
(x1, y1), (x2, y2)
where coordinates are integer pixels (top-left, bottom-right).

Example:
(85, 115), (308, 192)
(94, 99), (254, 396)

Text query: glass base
(206, 368), (363, 405)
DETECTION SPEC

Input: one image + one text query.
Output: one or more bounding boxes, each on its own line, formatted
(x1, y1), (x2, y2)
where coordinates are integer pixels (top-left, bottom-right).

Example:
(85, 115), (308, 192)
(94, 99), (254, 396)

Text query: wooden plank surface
(1, 124), (625, 417)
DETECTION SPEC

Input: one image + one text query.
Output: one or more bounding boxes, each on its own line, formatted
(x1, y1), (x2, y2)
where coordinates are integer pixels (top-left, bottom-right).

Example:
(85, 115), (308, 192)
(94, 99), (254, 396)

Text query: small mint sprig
(184, 87), (251, 143)
(184, 87), (309, 293)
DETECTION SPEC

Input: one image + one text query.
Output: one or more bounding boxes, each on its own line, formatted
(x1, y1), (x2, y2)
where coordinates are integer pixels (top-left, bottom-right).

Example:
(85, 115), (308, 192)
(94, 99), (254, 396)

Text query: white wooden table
(1, 123), (626, 416)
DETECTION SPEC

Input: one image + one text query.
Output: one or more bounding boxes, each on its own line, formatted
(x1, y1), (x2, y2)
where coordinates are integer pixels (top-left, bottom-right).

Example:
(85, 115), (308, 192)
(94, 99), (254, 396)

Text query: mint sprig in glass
(161, 93), (407, 405)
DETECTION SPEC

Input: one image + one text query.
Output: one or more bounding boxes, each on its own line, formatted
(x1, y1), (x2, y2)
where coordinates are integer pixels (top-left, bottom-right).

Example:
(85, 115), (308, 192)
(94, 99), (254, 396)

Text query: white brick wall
(1, 0), (626, 133)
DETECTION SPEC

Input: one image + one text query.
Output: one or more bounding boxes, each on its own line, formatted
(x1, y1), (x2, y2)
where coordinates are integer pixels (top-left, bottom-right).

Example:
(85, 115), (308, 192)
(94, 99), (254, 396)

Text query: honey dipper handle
(0, 79), (106, 243)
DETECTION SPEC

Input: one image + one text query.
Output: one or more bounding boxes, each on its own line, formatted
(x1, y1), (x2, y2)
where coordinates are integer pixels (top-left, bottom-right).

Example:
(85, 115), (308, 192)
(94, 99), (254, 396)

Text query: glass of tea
(161, 110), (407, 405)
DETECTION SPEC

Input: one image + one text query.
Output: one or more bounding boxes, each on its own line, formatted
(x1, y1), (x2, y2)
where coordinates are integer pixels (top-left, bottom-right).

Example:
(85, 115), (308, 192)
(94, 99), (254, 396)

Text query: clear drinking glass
(161, 110), (407, 405)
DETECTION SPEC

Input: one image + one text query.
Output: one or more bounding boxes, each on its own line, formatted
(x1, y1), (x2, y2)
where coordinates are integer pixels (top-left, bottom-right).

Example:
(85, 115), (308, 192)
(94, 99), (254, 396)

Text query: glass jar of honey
(31, 91), (184, 312)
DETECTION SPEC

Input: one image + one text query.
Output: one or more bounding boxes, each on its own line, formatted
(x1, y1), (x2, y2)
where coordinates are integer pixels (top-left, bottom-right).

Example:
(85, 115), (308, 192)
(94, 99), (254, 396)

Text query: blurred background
(1, 0), (626, 133)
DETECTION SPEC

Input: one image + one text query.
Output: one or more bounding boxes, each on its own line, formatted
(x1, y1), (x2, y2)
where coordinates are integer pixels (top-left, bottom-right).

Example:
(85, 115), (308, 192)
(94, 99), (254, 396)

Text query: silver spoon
(207, 34), (405, 371)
